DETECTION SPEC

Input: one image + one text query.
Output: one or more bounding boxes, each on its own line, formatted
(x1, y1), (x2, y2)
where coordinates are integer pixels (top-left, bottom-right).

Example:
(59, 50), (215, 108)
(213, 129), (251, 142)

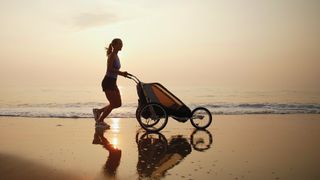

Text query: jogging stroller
(127, 73), (212, 132)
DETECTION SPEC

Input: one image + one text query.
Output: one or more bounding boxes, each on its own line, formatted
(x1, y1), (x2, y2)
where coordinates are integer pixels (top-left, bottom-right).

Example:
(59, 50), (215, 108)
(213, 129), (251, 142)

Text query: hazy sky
(0, 0), (319, 90)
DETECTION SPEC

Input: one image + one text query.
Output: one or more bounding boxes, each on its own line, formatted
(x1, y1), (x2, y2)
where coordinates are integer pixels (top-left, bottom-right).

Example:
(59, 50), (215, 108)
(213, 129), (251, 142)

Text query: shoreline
(0, 113), (320, 119)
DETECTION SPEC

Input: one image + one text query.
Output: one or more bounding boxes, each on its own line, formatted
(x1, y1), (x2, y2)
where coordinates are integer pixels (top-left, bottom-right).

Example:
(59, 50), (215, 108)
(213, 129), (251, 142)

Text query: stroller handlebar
(126, 73), (140, 84)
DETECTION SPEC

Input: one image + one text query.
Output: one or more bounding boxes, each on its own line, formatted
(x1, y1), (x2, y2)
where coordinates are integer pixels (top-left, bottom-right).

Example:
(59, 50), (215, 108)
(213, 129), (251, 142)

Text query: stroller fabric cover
(140, 83), (192, 118)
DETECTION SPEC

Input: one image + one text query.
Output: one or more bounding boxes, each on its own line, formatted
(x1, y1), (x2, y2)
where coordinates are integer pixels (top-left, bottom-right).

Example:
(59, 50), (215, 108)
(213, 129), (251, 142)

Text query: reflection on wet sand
(190, 129), (213, 152)
(92, 127), (122, 177)
(136, 129), (213, 179)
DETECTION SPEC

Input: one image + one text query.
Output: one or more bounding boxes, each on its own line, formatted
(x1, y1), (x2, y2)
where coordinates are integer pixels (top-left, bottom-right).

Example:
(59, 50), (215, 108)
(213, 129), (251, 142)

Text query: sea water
(0, 86), (319, 118)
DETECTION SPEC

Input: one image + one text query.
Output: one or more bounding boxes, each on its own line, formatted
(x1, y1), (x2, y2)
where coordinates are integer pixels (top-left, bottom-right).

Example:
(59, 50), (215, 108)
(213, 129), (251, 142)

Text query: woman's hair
(106, 38), (122, 56)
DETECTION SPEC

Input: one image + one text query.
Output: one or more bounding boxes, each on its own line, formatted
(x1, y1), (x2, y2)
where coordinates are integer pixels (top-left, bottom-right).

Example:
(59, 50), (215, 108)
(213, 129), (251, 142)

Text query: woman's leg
(93, 105), (107, 121)
(97, 106), (108, 115)
(98, 89), (122, 122)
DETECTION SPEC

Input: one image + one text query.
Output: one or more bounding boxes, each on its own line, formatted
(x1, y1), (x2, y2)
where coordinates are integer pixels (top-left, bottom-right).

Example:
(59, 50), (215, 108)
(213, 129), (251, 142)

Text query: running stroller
(127, 73), (212, 132)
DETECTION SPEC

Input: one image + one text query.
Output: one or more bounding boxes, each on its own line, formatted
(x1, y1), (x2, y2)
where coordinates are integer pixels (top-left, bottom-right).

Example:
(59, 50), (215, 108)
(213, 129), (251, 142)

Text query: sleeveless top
(106, 55), (121, 79)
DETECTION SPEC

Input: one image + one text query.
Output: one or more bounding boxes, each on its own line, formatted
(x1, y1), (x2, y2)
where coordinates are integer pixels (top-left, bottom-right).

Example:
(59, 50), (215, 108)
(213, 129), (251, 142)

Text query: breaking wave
(0, 102), (319, 118)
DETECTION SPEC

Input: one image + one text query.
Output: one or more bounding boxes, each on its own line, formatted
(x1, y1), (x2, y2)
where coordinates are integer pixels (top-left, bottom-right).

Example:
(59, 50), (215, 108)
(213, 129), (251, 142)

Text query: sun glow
(111, 137), (119, 149)
(110, 118), (120, 149)
(110, 118), (120, 133)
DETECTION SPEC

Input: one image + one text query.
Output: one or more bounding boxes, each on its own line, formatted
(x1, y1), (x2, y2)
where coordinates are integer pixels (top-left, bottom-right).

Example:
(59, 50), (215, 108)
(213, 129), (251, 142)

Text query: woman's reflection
(92, 128), (121, 177)
(136, 129), (213, 179)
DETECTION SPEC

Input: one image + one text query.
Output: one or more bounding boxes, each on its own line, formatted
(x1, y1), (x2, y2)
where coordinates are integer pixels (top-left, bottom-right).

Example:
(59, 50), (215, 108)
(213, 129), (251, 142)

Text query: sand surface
(0, 115), (320, 180)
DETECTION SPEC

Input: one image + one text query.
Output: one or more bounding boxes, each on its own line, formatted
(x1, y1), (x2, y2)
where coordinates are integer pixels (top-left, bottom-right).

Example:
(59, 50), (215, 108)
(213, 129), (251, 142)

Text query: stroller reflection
(136, 129), (213, 178)
(92, 128), (122, 177)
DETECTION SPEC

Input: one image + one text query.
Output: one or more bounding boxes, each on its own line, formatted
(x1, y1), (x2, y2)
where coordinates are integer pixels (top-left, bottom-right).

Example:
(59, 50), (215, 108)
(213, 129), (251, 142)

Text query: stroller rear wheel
(137, 103), (168, 132)
(190, 107), (212, 129)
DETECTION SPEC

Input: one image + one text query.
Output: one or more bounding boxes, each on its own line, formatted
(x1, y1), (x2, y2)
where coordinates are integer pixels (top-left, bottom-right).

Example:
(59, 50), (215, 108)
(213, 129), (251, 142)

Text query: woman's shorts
(101, 76), (119, 91)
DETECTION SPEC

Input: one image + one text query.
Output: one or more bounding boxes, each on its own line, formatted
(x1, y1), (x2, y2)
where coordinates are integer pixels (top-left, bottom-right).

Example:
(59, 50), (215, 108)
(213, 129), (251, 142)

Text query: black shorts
(101, 76), (118, 91)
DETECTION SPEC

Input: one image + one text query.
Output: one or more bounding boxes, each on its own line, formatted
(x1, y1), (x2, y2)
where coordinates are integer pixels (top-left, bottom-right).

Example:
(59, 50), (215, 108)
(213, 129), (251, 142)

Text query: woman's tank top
(106, 55), (121, 79)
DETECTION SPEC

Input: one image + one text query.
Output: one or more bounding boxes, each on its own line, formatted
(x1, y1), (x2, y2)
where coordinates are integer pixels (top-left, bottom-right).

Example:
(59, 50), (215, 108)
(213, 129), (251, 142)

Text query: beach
(0, 115), (319, 180)
(2, 0), (320, 179)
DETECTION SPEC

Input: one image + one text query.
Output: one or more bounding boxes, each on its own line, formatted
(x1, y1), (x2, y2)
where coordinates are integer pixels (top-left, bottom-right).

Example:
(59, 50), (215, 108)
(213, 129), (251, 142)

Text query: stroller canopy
(140, 83), (191, 117)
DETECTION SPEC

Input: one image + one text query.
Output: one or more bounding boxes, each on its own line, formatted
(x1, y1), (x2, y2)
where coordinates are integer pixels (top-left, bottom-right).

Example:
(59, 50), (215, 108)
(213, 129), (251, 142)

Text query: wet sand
(0, 115), (320, 180)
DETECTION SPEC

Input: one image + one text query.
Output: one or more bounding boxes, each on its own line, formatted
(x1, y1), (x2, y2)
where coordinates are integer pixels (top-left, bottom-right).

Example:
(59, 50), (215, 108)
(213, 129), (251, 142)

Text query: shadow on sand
(0, 153), (79, 180)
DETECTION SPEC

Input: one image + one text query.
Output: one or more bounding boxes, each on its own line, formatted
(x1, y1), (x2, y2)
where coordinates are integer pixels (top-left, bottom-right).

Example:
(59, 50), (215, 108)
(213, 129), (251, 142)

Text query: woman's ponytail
(106, 38), (121, 56)
(106, 43), (113, 56)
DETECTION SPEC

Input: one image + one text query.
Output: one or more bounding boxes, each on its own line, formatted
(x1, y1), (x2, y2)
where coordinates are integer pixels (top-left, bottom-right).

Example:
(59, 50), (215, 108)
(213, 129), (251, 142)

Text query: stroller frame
(127, 74), (212, 132)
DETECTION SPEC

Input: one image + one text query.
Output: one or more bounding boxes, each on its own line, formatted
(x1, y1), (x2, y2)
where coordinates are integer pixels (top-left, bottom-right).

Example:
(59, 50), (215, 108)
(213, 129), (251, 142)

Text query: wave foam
(0, 102), (319, 118)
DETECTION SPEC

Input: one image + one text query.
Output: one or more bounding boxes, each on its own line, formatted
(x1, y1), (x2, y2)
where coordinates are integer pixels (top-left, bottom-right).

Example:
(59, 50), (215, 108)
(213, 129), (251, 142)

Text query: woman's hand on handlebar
(119, 71), (129, 77)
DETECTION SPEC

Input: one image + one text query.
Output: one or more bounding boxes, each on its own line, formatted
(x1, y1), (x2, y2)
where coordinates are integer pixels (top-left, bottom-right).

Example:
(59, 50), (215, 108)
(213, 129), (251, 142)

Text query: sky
(0, 0), (319, 90)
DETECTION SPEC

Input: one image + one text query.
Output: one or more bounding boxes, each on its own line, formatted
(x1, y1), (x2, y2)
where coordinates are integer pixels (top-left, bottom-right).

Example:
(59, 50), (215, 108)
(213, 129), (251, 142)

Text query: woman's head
(106, 38), (123, 56)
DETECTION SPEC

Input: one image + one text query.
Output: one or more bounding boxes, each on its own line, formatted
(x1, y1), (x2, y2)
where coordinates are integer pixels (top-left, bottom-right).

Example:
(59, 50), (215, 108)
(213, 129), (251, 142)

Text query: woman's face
(114, 40), (123, 51)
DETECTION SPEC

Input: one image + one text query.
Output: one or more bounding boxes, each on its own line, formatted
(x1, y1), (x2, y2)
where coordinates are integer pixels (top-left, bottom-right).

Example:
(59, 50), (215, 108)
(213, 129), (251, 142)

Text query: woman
(93, 38), (129, 128)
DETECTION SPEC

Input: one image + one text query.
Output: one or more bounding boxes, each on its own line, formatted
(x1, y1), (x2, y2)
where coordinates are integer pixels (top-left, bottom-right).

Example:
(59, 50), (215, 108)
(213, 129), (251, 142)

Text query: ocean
(0, 86), (319, 118)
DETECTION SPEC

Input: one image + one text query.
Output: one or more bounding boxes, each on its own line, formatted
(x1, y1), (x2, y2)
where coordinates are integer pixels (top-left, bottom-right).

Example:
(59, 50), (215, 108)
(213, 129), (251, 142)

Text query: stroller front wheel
(137, 103), (168, 132)
(136, 106), (159, 127)
(190, 107), (212, 129)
